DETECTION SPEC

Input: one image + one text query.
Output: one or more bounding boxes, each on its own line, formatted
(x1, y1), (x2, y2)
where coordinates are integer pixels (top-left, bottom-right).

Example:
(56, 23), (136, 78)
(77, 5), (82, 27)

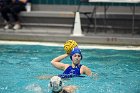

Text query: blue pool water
(0, 44), (140, 93)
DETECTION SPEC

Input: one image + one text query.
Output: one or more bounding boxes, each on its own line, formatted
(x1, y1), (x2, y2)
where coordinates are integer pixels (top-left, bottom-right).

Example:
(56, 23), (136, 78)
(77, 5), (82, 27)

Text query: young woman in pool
(51, 47), (92, 78)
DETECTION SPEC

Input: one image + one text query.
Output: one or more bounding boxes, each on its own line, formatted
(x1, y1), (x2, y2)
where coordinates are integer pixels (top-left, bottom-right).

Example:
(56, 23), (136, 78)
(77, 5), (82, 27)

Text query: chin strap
(52, 88), (63, 93)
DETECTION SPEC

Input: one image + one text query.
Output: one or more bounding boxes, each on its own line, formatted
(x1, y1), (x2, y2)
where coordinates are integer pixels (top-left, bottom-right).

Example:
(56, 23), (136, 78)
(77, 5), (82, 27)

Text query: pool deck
(0, 27), (140, 46)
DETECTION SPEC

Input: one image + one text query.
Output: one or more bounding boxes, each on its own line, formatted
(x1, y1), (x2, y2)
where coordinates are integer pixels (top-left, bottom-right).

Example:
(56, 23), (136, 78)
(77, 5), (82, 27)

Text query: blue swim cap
(70, 47), (82, 60)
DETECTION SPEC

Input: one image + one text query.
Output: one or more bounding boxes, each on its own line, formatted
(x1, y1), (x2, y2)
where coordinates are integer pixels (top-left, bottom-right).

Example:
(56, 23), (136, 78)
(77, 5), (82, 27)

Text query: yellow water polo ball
(64, 40), (78, 54)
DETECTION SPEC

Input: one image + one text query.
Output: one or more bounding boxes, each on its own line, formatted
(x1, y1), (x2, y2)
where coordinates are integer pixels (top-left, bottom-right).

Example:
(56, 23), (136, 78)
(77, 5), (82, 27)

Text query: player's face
(72, 53), (81, 64)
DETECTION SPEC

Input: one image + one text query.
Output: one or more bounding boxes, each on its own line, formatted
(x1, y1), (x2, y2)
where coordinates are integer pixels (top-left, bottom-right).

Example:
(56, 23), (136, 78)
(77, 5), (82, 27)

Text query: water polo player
(49, 76), (77, 93)
(51, 47), (92, 78)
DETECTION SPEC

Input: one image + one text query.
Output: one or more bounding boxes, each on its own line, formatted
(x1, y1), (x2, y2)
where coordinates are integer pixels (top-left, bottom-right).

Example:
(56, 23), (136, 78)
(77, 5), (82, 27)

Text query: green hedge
(30, 0), (140, 6)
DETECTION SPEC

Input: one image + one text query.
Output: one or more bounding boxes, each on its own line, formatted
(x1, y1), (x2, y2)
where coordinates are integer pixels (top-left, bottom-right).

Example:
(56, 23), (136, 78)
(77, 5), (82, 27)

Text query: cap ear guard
(50, 81), (52, 87)
(59, 81), (62, 86)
